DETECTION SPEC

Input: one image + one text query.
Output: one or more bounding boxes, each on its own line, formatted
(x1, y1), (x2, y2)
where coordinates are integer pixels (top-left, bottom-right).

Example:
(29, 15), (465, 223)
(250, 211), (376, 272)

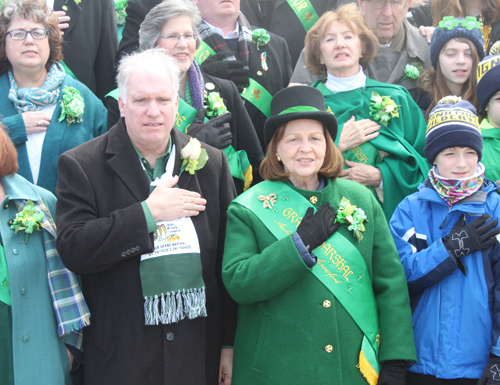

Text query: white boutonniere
(180, 138), (209, 175)
(58, 86), (84, 126)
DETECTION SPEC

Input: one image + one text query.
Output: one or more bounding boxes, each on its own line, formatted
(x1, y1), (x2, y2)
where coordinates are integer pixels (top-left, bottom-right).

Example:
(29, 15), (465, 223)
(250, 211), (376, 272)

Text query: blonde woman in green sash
(304, 4), (430, 220)
(222, 85), (416, 385)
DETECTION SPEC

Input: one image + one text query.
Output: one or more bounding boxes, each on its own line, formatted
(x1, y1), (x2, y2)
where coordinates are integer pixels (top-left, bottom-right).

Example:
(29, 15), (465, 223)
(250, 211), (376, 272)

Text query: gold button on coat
(310, 196), (318, 204)
(325, 345), (333, 353)
(323, 300), (331, 308)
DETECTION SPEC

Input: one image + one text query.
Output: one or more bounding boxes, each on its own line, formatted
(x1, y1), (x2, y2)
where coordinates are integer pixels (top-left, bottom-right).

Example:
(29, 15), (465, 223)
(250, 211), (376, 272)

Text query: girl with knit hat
(389, 97), (500, 384)
(477, 41), (500, 184)
(418, 17), (485, 118)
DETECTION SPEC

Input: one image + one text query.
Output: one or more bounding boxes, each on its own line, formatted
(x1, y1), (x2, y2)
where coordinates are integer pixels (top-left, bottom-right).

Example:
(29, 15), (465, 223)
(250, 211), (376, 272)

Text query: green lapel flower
(180, 138), (209, 175)
(205, 91), (228, 118)
(400, 63), (423, 82)
(334, 197), (368, 243)
(252, 28), (270, 50)
(10, 200), (45, 244)
(369, 91), (400, 126)
(58, 86), (84, 126)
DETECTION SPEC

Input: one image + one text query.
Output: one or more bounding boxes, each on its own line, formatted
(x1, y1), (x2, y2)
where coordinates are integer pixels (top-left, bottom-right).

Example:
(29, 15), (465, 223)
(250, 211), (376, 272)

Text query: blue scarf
(8, 62), (65, 113)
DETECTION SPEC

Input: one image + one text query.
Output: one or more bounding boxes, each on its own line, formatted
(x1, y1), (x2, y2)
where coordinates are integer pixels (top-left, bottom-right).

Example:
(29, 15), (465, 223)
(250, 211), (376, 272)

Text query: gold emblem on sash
(252, 89), (261, 99)
(304, 11), (313, 22)
(258, 193), (277, 209)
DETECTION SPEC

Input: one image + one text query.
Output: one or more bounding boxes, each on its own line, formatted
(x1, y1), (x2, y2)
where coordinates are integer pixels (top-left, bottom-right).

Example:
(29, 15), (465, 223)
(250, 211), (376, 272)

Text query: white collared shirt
(203, 19), (240, 38)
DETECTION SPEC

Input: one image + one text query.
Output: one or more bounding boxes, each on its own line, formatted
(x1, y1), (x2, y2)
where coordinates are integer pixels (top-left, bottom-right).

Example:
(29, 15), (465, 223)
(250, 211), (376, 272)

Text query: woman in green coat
(0, 126), (89, 384)
(222, 86), (416, 385)
(304, 4), (429, 220)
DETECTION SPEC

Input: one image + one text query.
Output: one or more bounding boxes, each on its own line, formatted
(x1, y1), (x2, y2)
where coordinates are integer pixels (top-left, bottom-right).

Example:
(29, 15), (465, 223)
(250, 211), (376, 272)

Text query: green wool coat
(222, 178), (416, 385)
(313, 78), (429, 220)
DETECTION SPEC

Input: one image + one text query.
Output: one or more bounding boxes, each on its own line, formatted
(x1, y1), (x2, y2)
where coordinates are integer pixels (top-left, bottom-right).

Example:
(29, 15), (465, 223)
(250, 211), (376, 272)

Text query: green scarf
(140, 145), (207, 325)
(233, 180), (381, 385)
(314, 79), (429, 220)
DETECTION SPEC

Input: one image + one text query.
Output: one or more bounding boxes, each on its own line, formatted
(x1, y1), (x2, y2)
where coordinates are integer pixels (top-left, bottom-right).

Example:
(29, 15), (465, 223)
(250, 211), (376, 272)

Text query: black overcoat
(54, 0), (118, 103)
(55, 119), (237, 385)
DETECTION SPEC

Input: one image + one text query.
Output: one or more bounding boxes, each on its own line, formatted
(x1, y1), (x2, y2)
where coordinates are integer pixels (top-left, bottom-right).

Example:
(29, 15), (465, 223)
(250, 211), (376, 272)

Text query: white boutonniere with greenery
(180, 138), (209, 175)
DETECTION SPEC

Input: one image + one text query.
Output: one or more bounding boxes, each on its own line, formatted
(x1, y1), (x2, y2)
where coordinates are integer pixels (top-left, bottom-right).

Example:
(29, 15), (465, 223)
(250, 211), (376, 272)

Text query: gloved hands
(377, 360), (407, 385)
(187, 108), (232, 149)
(443, 213), (500, 259)
(200, 52), (250, 93)
(296, 202), (340, 251)
(478, 354), (500, 384)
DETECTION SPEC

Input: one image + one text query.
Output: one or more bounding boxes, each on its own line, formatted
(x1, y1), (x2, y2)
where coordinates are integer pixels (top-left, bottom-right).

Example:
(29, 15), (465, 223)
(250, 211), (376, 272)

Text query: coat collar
(1, 174), (40, 202)
(404, 19), (430, 63)
(105, 118), (195, 200)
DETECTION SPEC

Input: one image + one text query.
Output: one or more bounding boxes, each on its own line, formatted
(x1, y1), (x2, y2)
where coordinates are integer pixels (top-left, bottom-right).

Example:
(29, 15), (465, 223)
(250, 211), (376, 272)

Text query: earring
(276, 154), (281, 161)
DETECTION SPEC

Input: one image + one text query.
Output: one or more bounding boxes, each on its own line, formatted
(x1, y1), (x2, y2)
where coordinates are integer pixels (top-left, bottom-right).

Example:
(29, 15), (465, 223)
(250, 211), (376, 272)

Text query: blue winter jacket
(389, 179), (500, 379)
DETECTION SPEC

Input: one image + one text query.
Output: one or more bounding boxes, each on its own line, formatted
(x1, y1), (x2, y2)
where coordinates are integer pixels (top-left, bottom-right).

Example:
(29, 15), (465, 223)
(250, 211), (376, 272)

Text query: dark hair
(305, 3), (379, 76)
(259, 123), (344, 181)
(431, 0), (500, 26)
(418, 37), (480, 120)
(0, 0), (63, 75)
(0, 124), (18, 176)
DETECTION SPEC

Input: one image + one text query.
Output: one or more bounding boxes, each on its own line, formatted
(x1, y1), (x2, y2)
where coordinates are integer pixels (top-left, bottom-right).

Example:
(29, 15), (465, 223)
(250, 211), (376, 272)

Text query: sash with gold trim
(233, 180), (381, 385)
(285, 0), (319, 32)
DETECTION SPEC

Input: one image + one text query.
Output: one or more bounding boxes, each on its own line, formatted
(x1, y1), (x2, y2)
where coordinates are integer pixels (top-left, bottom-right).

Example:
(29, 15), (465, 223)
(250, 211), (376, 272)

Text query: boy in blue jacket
(390, 97), (500, 385)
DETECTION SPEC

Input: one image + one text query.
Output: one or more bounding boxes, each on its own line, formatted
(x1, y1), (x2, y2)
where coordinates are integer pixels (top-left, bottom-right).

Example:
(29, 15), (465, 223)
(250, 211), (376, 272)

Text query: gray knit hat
(424, 96), (483, 164)
(431, 16), (485, 69)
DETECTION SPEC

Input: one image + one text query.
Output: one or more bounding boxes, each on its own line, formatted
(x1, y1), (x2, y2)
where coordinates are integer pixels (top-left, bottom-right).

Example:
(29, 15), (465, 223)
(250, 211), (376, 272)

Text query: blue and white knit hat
(431, 16), (485, 69)
(424, 96), (483, 164)
(477, 41), (500, 112)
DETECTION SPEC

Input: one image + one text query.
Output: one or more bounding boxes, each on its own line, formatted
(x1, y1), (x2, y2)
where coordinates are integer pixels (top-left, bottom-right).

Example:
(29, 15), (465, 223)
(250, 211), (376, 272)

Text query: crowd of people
(1, 0), (500, 384)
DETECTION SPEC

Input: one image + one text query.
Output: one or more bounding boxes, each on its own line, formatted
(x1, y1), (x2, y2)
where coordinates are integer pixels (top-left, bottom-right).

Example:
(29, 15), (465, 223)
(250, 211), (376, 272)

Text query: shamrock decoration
(334, 197), (368, 243)
(205, 92), (228, 118)
(369, 92), (400, 126)
(58, 86), (84, 126)
(252, 29), (270, 50)
(10, 200), (45, 244)
(180, 138), (209, 175)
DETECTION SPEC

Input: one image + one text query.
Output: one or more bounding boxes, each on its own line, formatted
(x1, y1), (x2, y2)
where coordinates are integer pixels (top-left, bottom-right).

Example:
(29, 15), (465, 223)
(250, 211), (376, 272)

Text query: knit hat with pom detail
(430, 16), (485, 70)
(477, 41), (500, 112)
(424, 96), (483, 164)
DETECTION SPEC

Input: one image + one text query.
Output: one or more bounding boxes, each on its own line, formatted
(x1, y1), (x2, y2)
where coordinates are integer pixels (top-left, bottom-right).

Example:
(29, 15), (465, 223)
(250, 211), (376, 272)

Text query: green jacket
(222, 178), (416, 385)
(313, 78), (429, 220)
(0, 174), (71, 385)
(480, 118), (500, 183)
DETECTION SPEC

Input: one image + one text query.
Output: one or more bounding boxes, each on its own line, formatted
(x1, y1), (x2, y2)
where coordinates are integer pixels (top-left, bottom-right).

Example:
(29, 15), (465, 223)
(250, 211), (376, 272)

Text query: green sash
(105, 88), (119, 101)
(194, 40), (216, 65)
(233, 180), (380, 385)
(241, 78), (272, 118)
(61, 61), (77, 80)
(285, 0), (319, 32)
(176, 98), (253, 189)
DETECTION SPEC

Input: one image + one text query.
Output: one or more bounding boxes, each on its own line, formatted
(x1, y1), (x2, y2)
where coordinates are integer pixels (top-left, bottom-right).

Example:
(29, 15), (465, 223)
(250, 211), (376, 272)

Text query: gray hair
(116, 48), (180, 103)
(139, 0), (202, 51)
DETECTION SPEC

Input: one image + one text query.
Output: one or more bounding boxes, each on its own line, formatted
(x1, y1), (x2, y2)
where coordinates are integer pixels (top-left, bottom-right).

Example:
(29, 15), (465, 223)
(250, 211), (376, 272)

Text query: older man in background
(291, 0), (430, 104)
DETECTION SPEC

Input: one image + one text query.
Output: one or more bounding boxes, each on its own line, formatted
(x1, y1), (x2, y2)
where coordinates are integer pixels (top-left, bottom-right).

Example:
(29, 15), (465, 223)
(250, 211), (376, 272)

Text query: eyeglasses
(158, 33), (198, 42)
(6, 28), (49, 40)
(363, 0), (408, 10)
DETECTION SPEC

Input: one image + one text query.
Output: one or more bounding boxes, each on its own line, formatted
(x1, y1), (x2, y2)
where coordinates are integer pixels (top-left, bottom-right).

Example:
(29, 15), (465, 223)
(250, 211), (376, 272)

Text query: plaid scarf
(428, 163), (485, 207)
(14, 197), (90, 349)
(8, 62), (65, 113)
(197, 12), (253, 68)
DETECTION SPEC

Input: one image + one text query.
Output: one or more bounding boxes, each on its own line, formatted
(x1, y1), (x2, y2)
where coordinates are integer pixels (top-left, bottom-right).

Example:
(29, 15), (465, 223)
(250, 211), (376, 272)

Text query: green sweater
(313, 78), (429, 220)
(222, 178), (416, 385)
(480, 118), (500, 183)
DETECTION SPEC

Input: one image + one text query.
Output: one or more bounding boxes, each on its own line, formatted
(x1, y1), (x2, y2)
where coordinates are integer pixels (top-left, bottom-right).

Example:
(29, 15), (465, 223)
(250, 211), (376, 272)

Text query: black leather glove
(200, 52), (250, 93)
(478, 354), (500, 384)
(296, 202), (340, 251)
(377, 360), (407, 385)
(443, 213), (500, 259)
(187, 108), (233, 149)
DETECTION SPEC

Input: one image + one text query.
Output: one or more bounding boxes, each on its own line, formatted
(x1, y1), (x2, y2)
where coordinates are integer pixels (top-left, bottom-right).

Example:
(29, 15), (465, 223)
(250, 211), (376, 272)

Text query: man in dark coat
(53, 0), (117, 103)
(55, 49), (237, 385)
(116, 0), (292, 151)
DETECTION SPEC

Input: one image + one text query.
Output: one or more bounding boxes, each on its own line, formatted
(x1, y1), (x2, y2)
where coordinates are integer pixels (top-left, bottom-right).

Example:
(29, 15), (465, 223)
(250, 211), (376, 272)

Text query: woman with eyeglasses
(107, 0), (263, 193)
(0, 0), (107, 196)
